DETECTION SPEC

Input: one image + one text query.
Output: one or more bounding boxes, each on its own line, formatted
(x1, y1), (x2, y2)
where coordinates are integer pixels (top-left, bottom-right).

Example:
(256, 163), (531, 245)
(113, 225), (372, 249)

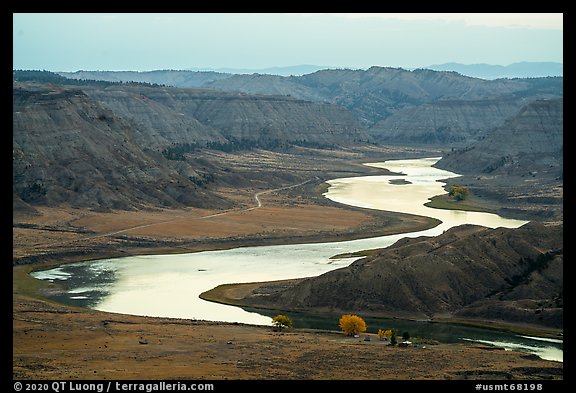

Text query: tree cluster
(13, 70), (165, 88)
(271, 313), (412, 346)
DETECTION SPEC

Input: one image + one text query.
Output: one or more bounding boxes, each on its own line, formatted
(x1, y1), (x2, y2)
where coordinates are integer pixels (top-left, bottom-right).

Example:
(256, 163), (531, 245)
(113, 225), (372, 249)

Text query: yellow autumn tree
(384, 329), (398, 345)
(339, 314), (367, 336)
(271, 314), (293, 330)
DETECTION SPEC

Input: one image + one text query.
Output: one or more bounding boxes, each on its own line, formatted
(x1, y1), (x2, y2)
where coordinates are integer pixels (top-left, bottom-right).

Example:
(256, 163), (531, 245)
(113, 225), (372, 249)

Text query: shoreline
(14, 206), (441, 290)
(14, 201), (442, 326)
(13, 150), (563, 379)
(15, 170), (556, 344)
(13, 295), (563, 380)
(199, 279), (563, 341)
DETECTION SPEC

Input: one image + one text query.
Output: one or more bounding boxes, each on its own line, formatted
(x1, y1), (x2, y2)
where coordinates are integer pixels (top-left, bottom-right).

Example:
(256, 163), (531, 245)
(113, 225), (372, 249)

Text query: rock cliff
(436, 98), (563, 177)
(13, 83), (227, 211)
(367, 98), (524, 144)
(13, 80), (366, 211)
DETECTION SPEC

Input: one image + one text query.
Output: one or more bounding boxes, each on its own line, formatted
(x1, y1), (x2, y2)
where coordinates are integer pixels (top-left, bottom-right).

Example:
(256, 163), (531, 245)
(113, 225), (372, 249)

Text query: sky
(12, 13), (563, 72)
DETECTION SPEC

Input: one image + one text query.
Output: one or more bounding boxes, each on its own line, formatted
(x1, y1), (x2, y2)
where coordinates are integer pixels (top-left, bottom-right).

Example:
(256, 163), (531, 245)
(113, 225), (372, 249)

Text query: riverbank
(13, 295), (562, 380)
(13, 150), (562, 380)
(13, 201), (440, 299)
(199, 279), (563, 340)
(13, 149), (447, 379)
(14, 154), (442, 302)
(425, 192), (498, 214)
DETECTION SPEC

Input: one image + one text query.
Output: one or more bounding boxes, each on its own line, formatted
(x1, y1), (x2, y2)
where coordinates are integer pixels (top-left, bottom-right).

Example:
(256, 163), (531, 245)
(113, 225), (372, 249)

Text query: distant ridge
(188, 64), (337, 77)
(425, 62), (563, 80)
(56, 66), (563, 138)
(188, 62), (563, 79)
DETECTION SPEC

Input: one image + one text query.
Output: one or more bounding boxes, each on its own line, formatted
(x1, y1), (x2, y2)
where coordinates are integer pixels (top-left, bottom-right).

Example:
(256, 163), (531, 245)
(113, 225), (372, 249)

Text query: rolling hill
(242, 222), (563, 328)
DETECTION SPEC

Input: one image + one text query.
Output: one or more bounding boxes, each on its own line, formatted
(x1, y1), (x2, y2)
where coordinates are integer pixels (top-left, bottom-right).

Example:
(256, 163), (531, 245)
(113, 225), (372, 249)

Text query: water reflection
(325, 157), (527, 231)
(31, 157), (560, 361)
(242, 307), (562, 362)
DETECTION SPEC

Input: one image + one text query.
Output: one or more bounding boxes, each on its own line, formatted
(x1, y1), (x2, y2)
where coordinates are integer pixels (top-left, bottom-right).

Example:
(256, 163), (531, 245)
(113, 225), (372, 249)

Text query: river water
(31, 157), (562, 362)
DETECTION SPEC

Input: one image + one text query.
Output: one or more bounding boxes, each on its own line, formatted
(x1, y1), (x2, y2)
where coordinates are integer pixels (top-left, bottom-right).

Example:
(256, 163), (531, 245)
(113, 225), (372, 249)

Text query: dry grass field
(13, 297), (563, 380)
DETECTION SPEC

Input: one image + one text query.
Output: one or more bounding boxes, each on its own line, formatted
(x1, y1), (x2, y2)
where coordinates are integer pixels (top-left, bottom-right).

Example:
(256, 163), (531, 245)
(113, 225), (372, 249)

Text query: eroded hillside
(13, 80), (367, 212)
(435, 98), (563, 221)
(242, 222), (563, 329)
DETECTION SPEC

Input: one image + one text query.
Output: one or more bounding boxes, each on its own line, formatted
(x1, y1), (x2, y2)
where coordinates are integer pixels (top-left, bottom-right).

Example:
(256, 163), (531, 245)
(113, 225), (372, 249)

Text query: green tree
(448, 185), (469, 201)
(402, 331), (411, 341)
(271, 314), (293, 330)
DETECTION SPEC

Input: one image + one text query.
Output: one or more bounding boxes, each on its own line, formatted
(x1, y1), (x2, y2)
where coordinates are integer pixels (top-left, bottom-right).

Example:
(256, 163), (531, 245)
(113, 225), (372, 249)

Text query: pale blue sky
(13, 13), (563, 72)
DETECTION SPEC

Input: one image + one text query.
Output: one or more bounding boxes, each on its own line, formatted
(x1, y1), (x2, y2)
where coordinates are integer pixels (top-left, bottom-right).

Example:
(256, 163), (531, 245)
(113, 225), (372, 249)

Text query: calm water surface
(32, 157), (562, 362)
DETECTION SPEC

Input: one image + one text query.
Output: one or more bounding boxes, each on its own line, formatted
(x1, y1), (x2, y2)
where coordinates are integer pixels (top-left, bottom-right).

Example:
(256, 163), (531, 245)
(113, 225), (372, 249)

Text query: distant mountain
(58, 70), (231, 88)
(189, 64), (336, 77)
(203, 67), (563, 127)
(55, 67), (563, 145)
(426, 62), (563, 80)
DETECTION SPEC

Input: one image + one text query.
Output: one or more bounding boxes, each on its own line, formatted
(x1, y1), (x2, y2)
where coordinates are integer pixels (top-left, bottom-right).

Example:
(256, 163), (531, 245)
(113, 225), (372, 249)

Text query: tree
(339, 314), (367, 336)
(402, 331), (411, 341)
(448, 185), (469, 201)
(377, 329), (386, 341)
(384, 329), (398, 345)
(271, 314), (293, 330)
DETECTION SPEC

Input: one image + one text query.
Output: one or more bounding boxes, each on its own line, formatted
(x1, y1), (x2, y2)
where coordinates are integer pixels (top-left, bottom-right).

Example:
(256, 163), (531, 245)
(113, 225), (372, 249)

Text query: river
(31, 157), (562, 362)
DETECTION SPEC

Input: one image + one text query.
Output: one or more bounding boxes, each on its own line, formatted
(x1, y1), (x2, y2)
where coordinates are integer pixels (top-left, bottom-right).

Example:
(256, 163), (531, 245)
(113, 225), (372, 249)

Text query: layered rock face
(125, 87), (366, 145)
(58, 67), (564, 133)
(13, 84), (225, 211)
(205, 67), (564, 129)
(13, 81), (366, 211)
(367, 98), (525, 144)
(436, 98), (563, 177)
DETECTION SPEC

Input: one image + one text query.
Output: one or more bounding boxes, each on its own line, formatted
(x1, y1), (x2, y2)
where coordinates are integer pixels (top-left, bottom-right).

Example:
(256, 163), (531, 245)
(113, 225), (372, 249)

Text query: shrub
(271, 314), (293, 330)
